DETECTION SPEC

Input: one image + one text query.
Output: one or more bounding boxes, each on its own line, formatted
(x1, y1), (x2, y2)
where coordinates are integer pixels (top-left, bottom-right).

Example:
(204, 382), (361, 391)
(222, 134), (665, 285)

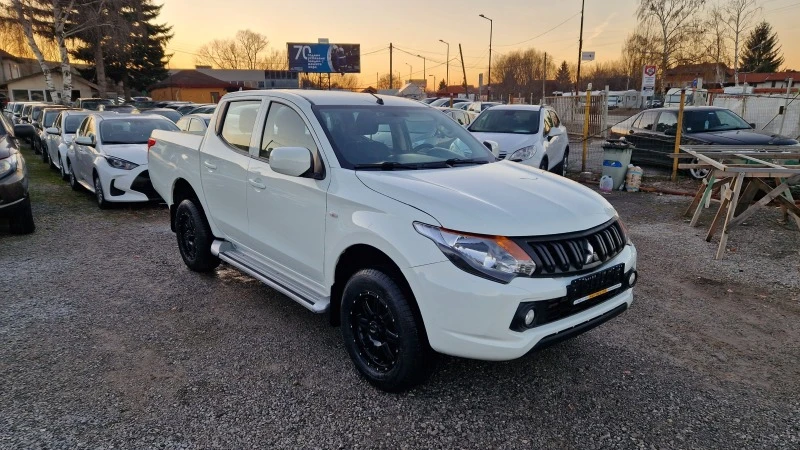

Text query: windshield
(100, 118), (178, 144)
(468, 108), (540, 134)
(64, 114), (89, 133)
(314, 105), (494, 169)
(43, 110), (62, 127)
(683, 109), (751, 133)
(13, 103), (23, 114)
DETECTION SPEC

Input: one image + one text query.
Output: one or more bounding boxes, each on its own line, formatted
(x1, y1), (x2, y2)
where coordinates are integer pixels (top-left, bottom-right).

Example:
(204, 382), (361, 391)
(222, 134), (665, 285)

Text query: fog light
(524, 309), (536, 326)
(628, 271), (638, 287)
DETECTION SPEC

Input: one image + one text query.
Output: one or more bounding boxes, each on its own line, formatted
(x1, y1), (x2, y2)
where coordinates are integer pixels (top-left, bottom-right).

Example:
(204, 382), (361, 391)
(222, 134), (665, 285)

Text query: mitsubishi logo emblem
(585, 243), (599, 264)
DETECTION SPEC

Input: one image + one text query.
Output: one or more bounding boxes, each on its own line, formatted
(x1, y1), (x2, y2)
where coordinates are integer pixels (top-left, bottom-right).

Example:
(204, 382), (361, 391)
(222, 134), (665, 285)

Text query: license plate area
(567, 264), (625, 305)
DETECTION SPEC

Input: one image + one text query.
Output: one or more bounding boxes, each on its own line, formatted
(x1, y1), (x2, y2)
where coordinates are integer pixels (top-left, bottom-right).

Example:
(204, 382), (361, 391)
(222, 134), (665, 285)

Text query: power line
(495, 12), (581, 47)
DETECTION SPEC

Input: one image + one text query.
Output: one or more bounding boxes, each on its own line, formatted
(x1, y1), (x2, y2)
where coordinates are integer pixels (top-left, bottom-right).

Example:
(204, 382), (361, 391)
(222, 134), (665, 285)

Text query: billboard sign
(288, 43), (361, 73)
(581, 51), (596, 61)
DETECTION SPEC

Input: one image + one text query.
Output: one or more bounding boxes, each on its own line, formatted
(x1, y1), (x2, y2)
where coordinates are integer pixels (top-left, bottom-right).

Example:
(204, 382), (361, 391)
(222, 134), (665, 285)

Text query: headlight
(509, 145), (536, 161)
(0, 154), (18, 179)
(616, 216), (633, 245)
(414, 222), (536, 283)
(105, 156), (138, 170)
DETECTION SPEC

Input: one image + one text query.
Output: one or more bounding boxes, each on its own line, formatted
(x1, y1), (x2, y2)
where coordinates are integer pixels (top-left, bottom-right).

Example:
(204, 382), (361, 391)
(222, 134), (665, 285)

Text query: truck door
(199, 99), (263, 244)
(245, 101), (330, 288)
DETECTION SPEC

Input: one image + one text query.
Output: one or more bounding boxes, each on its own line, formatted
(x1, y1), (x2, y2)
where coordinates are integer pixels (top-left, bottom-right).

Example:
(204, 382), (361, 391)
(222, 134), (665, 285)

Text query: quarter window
(259, 103), (317, 161)
(548, 110), (561, 127)
(188, 119), (206, 133)
(175, 117), (190, 131)
(220, 100), (261, 151)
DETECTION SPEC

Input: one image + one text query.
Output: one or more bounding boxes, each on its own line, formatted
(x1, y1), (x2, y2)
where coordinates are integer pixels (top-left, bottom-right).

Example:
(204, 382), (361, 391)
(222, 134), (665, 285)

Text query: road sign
(642, 65), (657, 91)
(581, 51), (596, 61)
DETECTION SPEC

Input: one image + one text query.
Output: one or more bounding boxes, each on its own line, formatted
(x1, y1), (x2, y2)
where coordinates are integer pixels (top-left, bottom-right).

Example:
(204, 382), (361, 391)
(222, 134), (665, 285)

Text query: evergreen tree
(438, 79), (447, 91)
(740, 21), (784, 73)
(555, 61), (571, 91)
(73, 0), (171, 98)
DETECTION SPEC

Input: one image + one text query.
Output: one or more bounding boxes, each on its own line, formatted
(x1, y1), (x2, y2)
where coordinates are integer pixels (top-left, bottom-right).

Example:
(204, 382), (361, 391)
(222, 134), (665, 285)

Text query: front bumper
(97, 163), (161, 203)
(404, 244), (637, 360)
(0, 167), (28, 217)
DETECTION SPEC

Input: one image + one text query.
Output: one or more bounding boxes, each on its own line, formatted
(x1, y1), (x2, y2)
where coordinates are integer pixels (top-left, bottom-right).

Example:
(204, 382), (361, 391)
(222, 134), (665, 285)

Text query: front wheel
(175, 199), (220, 272)
(40, 143), (49, 163)
(9, 196), (35, 234)
(341, 269), (431, 392)
(94, 174), (110, 209)
(689, 158), (710, 180)
(68, 162), (81, 191)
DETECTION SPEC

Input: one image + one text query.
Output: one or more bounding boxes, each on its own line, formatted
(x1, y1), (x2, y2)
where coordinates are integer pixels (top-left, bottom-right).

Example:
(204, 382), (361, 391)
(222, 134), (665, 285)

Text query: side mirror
(270, 147), (312, 177)
(548, 127), (565, 137)
(45, 127), (59, 135)
(749, 123), (756, 129)
(483, 140), (500, 157)
(74, 135), (95, 146)
(13, 124), (35, 138)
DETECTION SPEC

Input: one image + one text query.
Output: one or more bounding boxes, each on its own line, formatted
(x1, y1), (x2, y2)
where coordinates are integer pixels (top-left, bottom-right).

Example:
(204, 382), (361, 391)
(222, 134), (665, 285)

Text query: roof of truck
(223, 89), (423, 107)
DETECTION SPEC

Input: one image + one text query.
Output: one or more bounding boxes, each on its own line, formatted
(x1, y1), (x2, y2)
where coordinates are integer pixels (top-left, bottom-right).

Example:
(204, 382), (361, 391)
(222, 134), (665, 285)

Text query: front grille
(130, 170), (161, 200)
(512, 219), (627, 277)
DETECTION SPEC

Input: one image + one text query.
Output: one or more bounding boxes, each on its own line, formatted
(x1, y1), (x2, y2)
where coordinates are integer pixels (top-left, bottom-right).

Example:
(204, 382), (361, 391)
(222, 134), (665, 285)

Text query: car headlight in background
(509, 145), (536, 161)
(0, 154), (19, 179)
(414, 222), (536, 283)
(105, 156), (139, 170)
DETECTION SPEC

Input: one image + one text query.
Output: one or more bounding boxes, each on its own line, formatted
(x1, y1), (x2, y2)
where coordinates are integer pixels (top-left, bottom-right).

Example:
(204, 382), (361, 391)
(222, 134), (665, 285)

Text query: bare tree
(8, 0), (58, 101)
(703, 3), (730, 85)
(637, 0), (707, 82)
(260, 48), (287, 70)
(721, 0), (759, 85)
(196, 29), (272, 70)
(377, 73), (401, 89)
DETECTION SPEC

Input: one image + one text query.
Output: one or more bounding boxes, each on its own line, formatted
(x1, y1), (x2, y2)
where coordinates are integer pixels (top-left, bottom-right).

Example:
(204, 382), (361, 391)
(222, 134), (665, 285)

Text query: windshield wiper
(353, 162), (422, 170)
(444, 158), (490, 166)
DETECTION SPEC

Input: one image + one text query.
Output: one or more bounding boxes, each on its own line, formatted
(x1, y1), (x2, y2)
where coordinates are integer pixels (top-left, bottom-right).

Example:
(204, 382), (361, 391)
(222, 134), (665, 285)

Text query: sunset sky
(160, 0), (800, 88)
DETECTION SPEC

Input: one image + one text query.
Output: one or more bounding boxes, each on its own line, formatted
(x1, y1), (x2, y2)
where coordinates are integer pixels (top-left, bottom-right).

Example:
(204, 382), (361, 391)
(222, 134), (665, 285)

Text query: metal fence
(709, 93), (800, 139)
(544, 94), (608, 139)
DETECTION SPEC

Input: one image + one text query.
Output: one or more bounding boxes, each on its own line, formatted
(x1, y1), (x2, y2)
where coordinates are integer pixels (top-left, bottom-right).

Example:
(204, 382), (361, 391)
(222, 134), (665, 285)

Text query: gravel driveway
(2, 145), (799, 449)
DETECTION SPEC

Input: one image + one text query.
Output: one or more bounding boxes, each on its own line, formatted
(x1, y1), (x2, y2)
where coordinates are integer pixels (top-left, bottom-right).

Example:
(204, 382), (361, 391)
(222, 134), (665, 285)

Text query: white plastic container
(599, 175), (614, 192)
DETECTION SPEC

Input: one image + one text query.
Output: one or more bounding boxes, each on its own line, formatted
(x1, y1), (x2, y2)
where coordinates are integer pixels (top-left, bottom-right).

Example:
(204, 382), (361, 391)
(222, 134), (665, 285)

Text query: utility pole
(405, 63), (412, 82)
(575, 0), (585, 94)
(543, 52), (547, 102)
(479, 14), (493, 100)
(389, 43), (393, 90)
(459, 44), (469, 96)
(439, 39), (450, 86)
(417, 54), (426, 81)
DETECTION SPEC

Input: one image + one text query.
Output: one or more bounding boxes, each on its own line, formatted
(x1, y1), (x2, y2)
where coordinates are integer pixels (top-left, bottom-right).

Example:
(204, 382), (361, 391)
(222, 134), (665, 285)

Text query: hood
(689, 129), (799, 145)
(101, 143), (149, 165)
(356, 161), (616, 236)
(469, 132), (536, 156)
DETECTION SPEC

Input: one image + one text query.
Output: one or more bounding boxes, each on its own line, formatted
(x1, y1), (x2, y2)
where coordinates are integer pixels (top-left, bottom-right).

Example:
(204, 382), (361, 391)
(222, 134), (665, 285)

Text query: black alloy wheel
(174, 199), (220, 272)
(341, 269), (431, 392)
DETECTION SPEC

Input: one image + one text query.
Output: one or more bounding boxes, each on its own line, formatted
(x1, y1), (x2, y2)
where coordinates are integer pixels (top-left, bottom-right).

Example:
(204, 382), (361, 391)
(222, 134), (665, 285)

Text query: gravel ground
(1, 144), (799, 449)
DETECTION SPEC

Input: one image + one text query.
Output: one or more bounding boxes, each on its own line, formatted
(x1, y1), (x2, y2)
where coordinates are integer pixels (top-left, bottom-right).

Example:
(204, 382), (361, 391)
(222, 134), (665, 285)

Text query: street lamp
(405, 63), (412, 82)
(479, 14), (493, 100)
(416, 54), (426, 81)
(439, 39), (450, 86)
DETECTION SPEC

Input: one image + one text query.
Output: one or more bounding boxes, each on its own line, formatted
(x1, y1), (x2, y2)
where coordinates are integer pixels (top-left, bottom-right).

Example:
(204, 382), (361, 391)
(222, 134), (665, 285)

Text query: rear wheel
(40, 143), (48, 163)
(58, 155), (67, 180)
(9, 196), (35, 234)
(689, 158), (710, 180)
(341, 269), (431, 392)
(175, 199), (220, 272)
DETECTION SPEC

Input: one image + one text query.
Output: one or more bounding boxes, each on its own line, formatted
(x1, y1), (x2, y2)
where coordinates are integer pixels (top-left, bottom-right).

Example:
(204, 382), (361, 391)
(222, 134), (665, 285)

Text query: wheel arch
(171, 178), (202, 232)
(329, 244), (428, 345)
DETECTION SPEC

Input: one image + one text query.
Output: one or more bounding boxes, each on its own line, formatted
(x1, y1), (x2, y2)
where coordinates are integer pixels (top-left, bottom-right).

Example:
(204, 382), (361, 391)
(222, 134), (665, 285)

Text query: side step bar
(211, 240), (330, 314)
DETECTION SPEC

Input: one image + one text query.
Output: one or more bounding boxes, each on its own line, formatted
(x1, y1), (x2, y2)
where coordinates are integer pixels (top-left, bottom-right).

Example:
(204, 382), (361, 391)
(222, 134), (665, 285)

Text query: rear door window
(633, 111), (658, 131)
(219, 100), (261, 151)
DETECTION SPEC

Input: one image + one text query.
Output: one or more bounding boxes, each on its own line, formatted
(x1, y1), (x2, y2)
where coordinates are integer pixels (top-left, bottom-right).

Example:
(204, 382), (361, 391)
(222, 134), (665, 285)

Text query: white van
(664, 88), (708, 107)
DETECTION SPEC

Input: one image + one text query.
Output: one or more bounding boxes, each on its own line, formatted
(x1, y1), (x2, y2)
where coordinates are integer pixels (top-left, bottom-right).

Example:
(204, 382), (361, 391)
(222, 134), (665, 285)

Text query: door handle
(203, 160), (217, 170)
(248, 178), (266, 189)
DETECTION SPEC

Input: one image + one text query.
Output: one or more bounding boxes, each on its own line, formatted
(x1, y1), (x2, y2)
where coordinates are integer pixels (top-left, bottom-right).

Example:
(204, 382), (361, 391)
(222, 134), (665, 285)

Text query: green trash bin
(601, 140), (633, 190)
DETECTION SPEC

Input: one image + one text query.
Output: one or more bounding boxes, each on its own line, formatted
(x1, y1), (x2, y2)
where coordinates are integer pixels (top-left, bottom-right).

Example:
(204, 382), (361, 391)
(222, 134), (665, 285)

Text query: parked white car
(466, 104), (570, 176)
(44, 110), (90, 180)
(66, 113), (178, 208)
(175, 113), (212, 135)
(148, 90), (637, 392)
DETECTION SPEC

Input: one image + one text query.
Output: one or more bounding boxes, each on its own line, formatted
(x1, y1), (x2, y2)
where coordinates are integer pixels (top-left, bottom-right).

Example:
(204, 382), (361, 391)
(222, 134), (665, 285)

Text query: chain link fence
(709, 93), (800, 139)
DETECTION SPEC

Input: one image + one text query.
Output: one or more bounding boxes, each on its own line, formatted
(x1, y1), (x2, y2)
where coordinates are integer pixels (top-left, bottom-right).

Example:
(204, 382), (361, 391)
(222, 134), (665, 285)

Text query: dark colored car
(139, 108), (182, 123)
(187, 104), (216, 115)
(610, 106), (799, 179)
(0, 114), (36, 234)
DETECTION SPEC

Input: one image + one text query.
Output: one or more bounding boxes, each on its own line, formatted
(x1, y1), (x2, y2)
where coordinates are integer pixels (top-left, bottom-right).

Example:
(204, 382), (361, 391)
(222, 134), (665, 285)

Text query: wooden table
(675, 146), (800, 259)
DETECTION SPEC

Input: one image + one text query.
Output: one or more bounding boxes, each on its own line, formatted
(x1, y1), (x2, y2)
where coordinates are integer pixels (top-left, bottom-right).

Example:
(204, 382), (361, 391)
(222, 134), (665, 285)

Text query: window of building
(12, 89), (29, 101)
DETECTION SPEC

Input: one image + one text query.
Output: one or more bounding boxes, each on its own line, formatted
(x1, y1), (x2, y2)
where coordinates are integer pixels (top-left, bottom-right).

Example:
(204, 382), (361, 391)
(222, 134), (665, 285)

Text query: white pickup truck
(148, 90), (638, 391)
